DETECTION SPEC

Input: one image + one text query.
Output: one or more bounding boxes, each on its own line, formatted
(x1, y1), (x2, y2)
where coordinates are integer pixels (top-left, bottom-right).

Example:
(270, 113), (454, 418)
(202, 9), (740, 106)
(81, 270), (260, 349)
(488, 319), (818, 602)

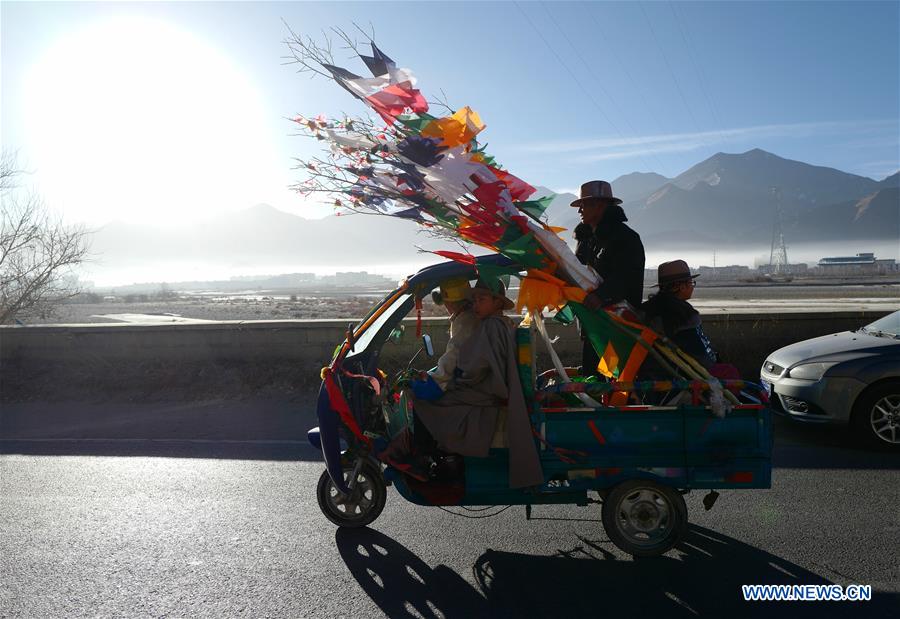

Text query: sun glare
(24, 16), (287, 226)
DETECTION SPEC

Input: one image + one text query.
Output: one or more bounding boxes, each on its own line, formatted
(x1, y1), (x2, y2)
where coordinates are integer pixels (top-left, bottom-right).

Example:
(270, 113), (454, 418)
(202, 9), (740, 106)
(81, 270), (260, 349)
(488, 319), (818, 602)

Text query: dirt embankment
(27, 295), (450, 325)
(36, 281), (900, 325)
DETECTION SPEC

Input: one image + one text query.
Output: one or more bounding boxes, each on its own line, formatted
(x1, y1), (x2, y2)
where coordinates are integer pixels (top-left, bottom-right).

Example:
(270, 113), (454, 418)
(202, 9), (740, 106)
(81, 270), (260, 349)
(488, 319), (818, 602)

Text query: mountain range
(91, 203), (448, 272)
(545, 149), (898, 247)
(90, 149), (898, 279)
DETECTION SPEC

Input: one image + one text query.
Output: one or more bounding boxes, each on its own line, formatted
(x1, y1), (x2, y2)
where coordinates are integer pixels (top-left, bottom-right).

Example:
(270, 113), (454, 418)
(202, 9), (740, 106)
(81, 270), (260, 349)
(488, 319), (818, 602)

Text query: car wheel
(601, 479), (687, 557)
(851, 380), (900, 449)
(316, 459), (387, 527)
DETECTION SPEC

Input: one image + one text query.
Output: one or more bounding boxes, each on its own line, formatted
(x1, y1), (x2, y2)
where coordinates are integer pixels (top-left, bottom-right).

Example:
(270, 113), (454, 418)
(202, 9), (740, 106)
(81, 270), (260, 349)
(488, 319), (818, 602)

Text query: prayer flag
(420, 106), (486, 147)
(568, 302), (658, 383)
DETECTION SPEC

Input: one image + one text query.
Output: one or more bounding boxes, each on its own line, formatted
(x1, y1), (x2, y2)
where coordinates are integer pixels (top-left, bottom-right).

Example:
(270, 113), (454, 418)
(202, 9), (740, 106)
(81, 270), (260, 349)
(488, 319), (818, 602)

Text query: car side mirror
(422, 334), (435, 358)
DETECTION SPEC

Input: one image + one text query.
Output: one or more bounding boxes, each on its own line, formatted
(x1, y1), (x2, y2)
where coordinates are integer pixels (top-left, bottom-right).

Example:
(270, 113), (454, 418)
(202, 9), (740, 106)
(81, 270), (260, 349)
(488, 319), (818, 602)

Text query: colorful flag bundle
(286, 33), (599, 301)
(285, 31), (735, 402)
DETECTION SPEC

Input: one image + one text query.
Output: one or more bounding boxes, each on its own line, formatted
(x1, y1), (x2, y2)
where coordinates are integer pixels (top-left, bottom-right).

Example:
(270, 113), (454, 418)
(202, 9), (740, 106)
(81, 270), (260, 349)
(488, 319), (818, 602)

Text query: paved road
(1, 400), (898, 618)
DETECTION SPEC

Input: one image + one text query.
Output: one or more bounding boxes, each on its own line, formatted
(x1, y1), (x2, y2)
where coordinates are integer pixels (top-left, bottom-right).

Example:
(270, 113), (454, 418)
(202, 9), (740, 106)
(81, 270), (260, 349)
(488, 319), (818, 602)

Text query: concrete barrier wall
(0, 310), (888, 400)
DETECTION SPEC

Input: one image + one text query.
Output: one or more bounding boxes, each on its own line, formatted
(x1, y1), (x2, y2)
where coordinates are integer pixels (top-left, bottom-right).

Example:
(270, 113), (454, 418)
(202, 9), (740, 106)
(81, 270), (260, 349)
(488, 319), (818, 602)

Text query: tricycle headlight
(787, 362), (838, 381)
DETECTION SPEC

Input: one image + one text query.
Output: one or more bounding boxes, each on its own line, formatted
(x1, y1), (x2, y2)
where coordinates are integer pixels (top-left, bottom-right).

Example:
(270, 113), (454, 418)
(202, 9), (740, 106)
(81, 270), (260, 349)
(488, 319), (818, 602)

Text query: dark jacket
(574, 208), (645, 307)
(640, 292), (718, 369)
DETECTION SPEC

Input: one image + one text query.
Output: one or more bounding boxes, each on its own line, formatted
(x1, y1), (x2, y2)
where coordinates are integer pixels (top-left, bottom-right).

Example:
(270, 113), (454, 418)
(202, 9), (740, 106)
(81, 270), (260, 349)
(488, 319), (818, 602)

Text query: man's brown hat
(570, 180), (623, 207)
(654, 260), (700, 288)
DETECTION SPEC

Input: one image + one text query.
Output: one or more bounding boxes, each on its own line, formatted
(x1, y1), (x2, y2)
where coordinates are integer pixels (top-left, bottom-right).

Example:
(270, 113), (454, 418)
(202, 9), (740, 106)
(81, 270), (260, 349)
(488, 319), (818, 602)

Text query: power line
(668, 1), (729, 146)
(638, 1), (704, 136)
(584, 2), (678, 177)
(538, 2), (671, 176)
(513, 1), (661, 176)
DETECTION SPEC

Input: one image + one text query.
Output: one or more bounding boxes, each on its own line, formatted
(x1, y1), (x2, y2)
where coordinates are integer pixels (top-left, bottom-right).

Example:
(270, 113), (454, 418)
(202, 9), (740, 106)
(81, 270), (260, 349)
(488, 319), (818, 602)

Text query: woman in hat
(640, 260), (718, 369)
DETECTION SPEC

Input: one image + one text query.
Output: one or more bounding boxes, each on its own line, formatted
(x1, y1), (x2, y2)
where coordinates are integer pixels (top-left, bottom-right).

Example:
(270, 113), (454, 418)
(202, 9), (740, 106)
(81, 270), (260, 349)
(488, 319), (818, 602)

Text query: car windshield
(860, 310), (900, 338)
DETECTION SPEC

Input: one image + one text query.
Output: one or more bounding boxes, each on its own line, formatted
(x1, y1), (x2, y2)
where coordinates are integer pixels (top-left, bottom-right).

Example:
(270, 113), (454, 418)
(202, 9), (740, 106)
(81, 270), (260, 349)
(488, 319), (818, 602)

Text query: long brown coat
(414, 315), (544, 489)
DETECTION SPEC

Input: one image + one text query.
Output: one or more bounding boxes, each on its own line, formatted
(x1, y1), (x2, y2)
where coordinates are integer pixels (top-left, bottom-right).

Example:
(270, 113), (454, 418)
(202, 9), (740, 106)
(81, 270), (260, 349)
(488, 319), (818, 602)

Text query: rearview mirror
(423, 334), (435, 358)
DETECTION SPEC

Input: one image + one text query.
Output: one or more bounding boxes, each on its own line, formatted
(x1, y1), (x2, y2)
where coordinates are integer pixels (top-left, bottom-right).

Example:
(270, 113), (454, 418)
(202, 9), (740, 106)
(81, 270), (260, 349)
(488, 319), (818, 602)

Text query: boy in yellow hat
(381, 278), (477, 479)
(411, 278), (478, 398)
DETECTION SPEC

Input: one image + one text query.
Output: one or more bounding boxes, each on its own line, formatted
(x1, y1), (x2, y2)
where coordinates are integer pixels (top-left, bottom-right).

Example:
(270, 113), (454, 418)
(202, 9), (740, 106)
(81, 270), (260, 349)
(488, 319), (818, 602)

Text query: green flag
(474, 262), (521, 294)
(554, 304), (576, 325)
(500, 233), (548, 270)
(396, 112), (436, 132)
(515, 195), (555, 222)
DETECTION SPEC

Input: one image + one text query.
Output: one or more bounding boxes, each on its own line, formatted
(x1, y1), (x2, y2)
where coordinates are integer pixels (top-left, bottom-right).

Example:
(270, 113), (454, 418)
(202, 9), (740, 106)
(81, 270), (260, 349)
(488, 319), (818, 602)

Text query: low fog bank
(78, 239), (899, 290)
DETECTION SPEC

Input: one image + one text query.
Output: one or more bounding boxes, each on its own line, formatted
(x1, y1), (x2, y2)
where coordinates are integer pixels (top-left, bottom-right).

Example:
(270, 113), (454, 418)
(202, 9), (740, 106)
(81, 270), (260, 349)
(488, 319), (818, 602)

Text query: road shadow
(3, 399), (897, 468)
(335, 527), (486, 618)
(0, 438), (322, 460)
(336, 526), (897, 619)
(772, 416), (900, 469)
(0, 398), (323, 461)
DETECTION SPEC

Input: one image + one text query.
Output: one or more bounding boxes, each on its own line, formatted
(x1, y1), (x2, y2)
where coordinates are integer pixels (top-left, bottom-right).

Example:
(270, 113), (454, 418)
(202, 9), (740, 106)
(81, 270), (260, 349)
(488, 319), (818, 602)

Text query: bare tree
(1, 152), (91, 323)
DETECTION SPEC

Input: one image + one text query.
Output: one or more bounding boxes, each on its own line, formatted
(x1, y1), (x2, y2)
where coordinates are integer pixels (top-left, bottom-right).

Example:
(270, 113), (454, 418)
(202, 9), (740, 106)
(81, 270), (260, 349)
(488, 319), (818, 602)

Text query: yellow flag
(421, 106), (485, 147)
(597, 342), (620, 379)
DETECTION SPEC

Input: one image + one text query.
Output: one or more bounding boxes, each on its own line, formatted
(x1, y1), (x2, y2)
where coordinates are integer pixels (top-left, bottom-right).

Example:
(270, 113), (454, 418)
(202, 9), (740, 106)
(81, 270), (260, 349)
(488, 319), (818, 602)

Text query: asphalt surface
(1, 399), (898, 618)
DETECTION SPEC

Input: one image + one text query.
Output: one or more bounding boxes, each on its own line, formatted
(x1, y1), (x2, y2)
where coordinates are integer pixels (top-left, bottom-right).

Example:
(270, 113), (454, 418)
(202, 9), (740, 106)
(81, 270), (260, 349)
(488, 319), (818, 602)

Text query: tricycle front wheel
(316, 460), (387, 528)
(601, 479), (687, 557)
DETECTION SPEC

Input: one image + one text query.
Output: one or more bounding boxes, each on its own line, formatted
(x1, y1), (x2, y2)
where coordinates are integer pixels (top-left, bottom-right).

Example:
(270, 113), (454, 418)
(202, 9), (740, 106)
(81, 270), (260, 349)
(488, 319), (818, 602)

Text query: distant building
(320, 271), (394, 287)
(758, 262), (808, 276)
(875, 259), (899, 273)
(816, 253), (897, 275)
(819, 252), (876, 266)
(231, 273), (315, 285)
(783, 263), (808, 275)
(263, 273), (317, 287)
(697, 265), (751, 279)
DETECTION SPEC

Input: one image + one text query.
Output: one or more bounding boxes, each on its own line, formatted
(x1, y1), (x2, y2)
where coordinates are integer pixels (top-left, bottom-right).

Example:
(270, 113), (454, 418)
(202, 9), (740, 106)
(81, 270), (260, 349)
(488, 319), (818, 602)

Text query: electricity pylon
(768, 187), (789, 274)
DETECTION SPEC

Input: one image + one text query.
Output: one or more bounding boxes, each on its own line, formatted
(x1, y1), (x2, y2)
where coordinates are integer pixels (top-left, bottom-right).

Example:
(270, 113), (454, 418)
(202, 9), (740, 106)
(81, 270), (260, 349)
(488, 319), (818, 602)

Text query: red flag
(367, 82), (428, 124)
(472, 181), (513, 210)
(489, 167), (536, 201)
(323, 369), (372, 446)
(432, 250), (477, 264)
(459, 222), (504, 246)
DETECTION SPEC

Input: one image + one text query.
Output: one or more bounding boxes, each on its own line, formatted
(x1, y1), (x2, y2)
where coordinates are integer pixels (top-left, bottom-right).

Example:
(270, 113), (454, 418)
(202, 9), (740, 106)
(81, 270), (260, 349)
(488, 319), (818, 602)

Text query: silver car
(760, 309), (900, 448)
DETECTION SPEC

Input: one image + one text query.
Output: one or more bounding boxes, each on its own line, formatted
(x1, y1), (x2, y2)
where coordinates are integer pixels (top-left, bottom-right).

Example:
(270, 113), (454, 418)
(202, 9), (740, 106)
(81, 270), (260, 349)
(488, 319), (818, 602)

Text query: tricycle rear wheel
(601, 479), (687, 557)
(316, 460), (387, 528)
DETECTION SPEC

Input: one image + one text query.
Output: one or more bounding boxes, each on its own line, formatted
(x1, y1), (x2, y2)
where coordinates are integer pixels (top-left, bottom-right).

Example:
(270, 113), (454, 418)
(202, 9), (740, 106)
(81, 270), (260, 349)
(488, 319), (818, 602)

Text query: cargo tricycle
(307, 255), (772, 557)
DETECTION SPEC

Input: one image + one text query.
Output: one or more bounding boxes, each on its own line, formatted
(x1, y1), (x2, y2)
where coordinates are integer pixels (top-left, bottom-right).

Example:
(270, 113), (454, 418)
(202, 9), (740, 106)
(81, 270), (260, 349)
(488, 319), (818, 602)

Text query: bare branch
(430, 90), (455, 115)
(350, 21), (376, 44)
(0, 152), (90, 323)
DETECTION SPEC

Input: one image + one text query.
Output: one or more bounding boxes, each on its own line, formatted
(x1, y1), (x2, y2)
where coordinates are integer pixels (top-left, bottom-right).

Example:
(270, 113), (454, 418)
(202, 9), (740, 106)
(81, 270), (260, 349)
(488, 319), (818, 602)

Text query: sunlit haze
(3, 2), (898, 286)
(21, 16), (305, 226)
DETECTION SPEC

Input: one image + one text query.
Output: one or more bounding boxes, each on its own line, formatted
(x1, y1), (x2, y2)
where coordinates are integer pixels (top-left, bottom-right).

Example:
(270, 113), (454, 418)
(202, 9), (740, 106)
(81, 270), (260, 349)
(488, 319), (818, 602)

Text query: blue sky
(3, 1), (898, 226)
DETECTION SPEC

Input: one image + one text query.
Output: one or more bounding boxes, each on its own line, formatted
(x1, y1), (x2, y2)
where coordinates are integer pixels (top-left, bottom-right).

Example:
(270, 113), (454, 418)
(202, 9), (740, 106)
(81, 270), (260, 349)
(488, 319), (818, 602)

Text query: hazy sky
(3, 1), (898, 227)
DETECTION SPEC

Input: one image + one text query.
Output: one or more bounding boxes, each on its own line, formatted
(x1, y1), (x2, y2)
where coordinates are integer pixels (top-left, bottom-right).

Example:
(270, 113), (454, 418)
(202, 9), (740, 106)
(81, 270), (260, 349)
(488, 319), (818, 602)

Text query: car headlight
(786, 362), (839, 381)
